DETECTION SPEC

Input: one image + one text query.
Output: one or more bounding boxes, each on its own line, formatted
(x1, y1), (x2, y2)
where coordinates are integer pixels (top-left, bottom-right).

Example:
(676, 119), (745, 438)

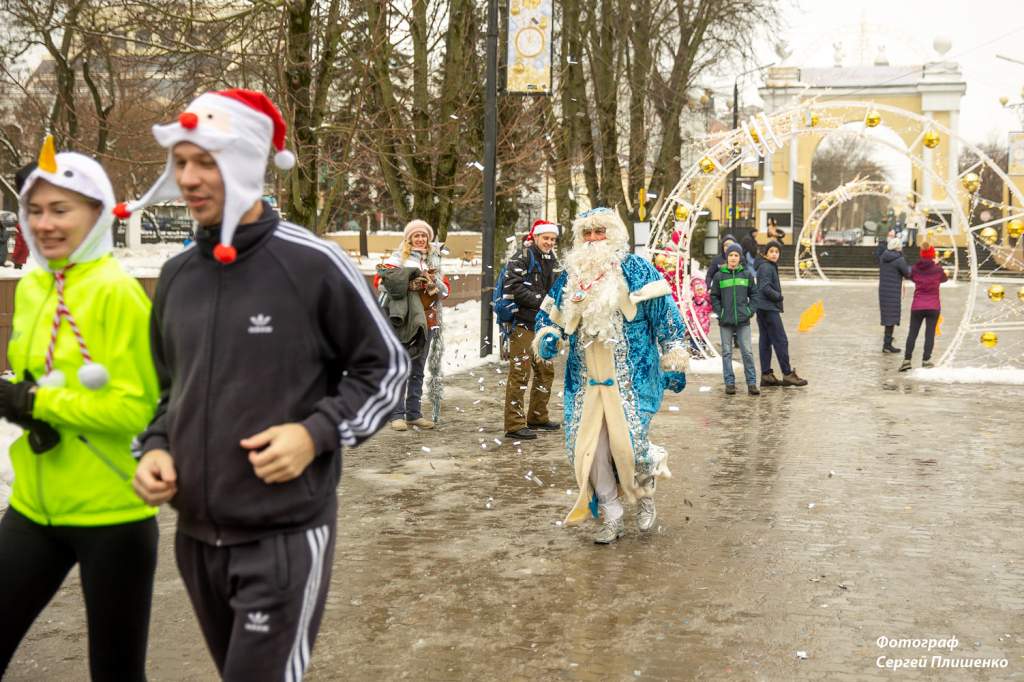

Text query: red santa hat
(524, 219), (559, 242)
(113, 88), (295, 265)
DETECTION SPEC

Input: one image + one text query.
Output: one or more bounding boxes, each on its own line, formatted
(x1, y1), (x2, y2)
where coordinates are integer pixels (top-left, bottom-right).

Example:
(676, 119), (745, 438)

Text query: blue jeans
(719, 323), (756, 386)
(756, 310), (792, 375)
(392, 329), (433, 420)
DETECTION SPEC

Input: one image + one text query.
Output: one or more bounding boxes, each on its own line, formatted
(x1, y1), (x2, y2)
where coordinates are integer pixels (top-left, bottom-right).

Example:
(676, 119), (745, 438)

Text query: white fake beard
(563, 240), (628, 344)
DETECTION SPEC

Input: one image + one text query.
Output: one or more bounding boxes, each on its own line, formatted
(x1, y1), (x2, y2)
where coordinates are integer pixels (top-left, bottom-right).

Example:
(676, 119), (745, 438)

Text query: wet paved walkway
(8, 283), (1024, 680)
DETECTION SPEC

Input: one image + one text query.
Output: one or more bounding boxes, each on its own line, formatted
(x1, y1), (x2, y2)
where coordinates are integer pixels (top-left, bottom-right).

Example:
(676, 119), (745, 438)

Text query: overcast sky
(742, 0), (1024, 145)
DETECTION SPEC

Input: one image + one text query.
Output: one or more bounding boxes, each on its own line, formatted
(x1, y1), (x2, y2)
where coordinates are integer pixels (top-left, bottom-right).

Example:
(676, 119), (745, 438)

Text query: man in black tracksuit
(132, 90), (409, 681)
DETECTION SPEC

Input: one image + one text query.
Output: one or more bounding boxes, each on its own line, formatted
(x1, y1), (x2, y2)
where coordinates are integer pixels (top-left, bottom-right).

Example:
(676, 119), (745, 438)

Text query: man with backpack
(501, 220), (561, 439)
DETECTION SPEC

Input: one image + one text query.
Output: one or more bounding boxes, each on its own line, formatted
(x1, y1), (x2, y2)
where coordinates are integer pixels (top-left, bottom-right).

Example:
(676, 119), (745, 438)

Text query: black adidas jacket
(139, 203), (409, 545)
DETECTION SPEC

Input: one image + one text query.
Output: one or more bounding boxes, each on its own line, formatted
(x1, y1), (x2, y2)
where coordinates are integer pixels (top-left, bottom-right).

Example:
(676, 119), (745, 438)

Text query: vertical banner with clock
(506, 0), (553, 94)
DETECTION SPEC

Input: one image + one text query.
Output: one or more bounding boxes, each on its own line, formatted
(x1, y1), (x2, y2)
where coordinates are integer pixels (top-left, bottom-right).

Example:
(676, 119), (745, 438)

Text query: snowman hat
(114, 88), (295, 264)
(17, 135), (116, 390)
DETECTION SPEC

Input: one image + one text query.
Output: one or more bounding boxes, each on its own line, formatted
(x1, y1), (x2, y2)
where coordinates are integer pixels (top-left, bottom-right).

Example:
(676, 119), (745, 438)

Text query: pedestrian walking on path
(878, 236), (911, 353)
(502, 219), (560, 440)
(376, 219), (450, 431)
(535, 207), (687, 545)
(710, 244), (759, 395)
(0, 139), (160, 681)
(752, 240), (807, 388)
(128, 88), (409, 681)
(900, 242), (948, 371)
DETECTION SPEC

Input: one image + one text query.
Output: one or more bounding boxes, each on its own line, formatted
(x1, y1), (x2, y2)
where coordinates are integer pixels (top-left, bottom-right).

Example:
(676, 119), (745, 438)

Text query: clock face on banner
(506, 0), (552, 94)
(515, 26), (544, 59)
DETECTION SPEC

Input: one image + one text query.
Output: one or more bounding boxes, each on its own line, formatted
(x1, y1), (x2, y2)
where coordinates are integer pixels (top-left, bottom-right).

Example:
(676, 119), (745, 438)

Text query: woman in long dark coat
(878, 236), (911, 353)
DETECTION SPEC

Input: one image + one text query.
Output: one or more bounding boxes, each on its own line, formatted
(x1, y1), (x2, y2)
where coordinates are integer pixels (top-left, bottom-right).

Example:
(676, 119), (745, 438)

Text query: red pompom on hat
(215, 88), (295, 169)
(920, 245), (936, 260)
(525, 219), (559, 242)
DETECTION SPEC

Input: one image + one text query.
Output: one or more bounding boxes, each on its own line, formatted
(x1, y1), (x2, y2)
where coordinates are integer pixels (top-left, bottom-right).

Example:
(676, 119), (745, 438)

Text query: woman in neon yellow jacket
(0, 142), (160, 682)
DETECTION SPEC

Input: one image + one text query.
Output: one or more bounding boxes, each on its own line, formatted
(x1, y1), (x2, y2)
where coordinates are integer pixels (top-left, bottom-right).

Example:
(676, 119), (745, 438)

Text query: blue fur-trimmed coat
(534, 254), (688, 523)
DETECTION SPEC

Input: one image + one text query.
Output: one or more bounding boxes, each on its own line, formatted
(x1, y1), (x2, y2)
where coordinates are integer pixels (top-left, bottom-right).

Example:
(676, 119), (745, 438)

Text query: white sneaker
(594, 517), (625, 544)
(390, 419), (408, 431)
(636, 497), (656, 532)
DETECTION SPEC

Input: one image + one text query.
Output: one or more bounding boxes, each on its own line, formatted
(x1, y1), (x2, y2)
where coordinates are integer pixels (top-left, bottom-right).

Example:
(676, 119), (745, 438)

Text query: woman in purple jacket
(899, 243), (948, 371)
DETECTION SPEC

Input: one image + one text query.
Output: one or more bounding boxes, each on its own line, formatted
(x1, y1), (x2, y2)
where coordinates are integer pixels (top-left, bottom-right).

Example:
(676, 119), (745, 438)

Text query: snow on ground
(434, 300), (498, 376)
(910, 366), (1024, 385)
(0, 422), (20, 509)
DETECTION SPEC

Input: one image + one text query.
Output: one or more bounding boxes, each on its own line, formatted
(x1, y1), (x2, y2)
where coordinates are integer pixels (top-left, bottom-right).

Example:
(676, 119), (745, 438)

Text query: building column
(947, 110), (961, 232)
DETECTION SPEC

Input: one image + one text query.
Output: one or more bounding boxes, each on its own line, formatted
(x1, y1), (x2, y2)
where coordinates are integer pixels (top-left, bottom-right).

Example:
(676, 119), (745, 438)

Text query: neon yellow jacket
(6, 255), (159, 526)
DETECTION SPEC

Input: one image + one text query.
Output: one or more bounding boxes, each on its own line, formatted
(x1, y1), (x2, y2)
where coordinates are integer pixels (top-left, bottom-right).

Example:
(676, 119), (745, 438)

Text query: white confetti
(796, 651), (808, 660)
(421, 446), (431, 453)
(807, 503), (816, 509)
(668, 405), (680, 412)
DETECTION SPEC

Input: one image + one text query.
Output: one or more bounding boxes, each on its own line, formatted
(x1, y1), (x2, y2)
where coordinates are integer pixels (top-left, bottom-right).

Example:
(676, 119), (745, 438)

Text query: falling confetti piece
(807, 503), (816, 509)
(699, 386), (711, 392)
(668, 406), (680, 412)
(421, 446), (431, 453)
(796, 651), (808, 660)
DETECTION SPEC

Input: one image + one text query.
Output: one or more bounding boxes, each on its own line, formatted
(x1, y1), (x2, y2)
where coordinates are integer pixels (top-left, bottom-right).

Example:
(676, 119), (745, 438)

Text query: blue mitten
(538, 333), (559, 360)
(663, 370), (686, 393)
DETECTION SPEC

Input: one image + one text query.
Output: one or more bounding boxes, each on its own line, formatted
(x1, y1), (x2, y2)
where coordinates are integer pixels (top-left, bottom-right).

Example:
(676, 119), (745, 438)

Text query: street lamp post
(729, 62), (775, 232)
(480, 0), (498, 358)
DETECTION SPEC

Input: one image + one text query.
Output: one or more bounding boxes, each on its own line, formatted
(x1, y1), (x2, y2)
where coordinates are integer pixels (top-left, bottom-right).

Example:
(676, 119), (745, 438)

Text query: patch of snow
(687, 357), (741, 375)
(0, 422), (23, 509)
(433, 300), (498, 376)
(911, 366), (1024, 385)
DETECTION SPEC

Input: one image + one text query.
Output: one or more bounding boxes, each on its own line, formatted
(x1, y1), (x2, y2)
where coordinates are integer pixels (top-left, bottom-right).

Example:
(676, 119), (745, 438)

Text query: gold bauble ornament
(1000, 95), (1009, 107)
(674, 204), (689, 221)
(699, 156), (716, 174)
(865, 109), (881, 128)
(653, 253), (668, 269)
(750, 129), (760, 143)
(961, 172), (981, 194)
(799, 260), (812, 271)
(979, 226), (998, 245)
(664, 259), (677, 273)
(923, 129), (940, 149)
(800, 238), (811, 248)
(980, 331), (998, 348)
(807, 111), (820, 127)
(1007, 219), (1024, 238)
(987, 284), (1005, 301)
(1018, 288), (1024, 302)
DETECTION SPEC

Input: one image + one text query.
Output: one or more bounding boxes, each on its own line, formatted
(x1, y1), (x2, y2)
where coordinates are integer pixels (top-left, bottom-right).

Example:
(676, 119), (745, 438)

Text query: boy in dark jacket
(710, 244), (758, 395)
(131, 89), (409, 680)
(753, 240), (807, 387)
(502, 220), (561, 439)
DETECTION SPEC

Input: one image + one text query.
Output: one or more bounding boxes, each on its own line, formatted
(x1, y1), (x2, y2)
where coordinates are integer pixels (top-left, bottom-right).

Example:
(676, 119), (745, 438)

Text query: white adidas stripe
(275, 222), (407, 435)
(286, 524), (329, 682)
(273, 223), (408, 440)
(275, 222), (408, 435)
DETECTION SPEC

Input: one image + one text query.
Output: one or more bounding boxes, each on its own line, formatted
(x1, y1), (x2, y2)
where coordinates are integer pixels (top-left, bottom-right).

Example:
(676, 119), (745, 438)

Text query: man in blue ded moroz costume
(534, 208), (688, 544)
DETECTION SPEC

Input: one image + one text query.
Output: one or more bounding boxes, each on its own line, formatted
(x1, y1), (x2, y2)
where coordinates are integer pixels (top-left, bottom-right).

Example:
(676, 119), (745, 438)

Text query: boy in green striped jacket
(710, 243), (760, 396)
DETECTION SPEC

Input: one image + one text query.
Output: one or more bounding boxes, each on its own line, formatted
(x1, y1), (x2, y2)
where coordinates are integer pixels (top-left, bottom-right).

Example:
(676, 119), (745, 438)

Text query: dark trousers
(884, 324), (896, 344)
(175, 521), (336, 682)
(756, 310), (792, 375)
(392, 329), (433, 420)
(0, 507), (158, 681)
(904, 309), (940, 361)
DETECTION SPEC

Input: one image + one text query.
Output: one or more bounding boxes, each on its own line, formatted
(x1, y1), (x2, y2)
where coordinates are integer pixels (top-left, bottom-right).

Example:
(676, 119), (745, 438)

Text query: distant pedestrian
(710, 244), (759, 395)
(705, 233), (738, 288)
(753, 240), (807, 387)
(899, 242), (947, 371)
(878, 236), (911, 353)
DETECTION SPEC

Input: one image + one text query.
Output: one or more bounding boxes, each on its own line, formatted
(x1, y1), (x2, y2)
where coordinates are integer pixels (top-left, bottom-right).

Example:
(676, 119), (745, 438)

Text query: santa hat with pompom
(523, 219), (559, 243)
(113, 88), (295, 264)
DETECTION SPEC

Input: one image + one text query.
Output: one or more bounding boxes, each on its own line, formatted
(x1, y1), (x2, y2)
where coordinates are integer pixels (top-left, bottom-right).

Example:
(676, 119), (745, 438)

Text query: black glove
(0, 377), (35, 422)
(0, 372), (60, 454)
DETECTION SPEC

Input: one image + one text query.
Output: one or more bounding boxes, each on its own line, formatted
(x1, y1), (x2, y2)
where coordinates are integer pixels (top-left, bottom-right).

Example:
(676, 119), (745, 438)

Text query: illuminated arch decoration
(648, 100), (1024, 369)
(794, 178), (959, 282)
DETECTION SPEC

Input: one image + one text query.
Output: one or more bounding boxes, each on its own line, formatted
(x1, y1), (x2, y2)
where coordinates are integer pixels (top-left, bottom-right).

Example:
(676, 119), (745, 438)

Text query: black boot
(882, 336), (901, 353)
